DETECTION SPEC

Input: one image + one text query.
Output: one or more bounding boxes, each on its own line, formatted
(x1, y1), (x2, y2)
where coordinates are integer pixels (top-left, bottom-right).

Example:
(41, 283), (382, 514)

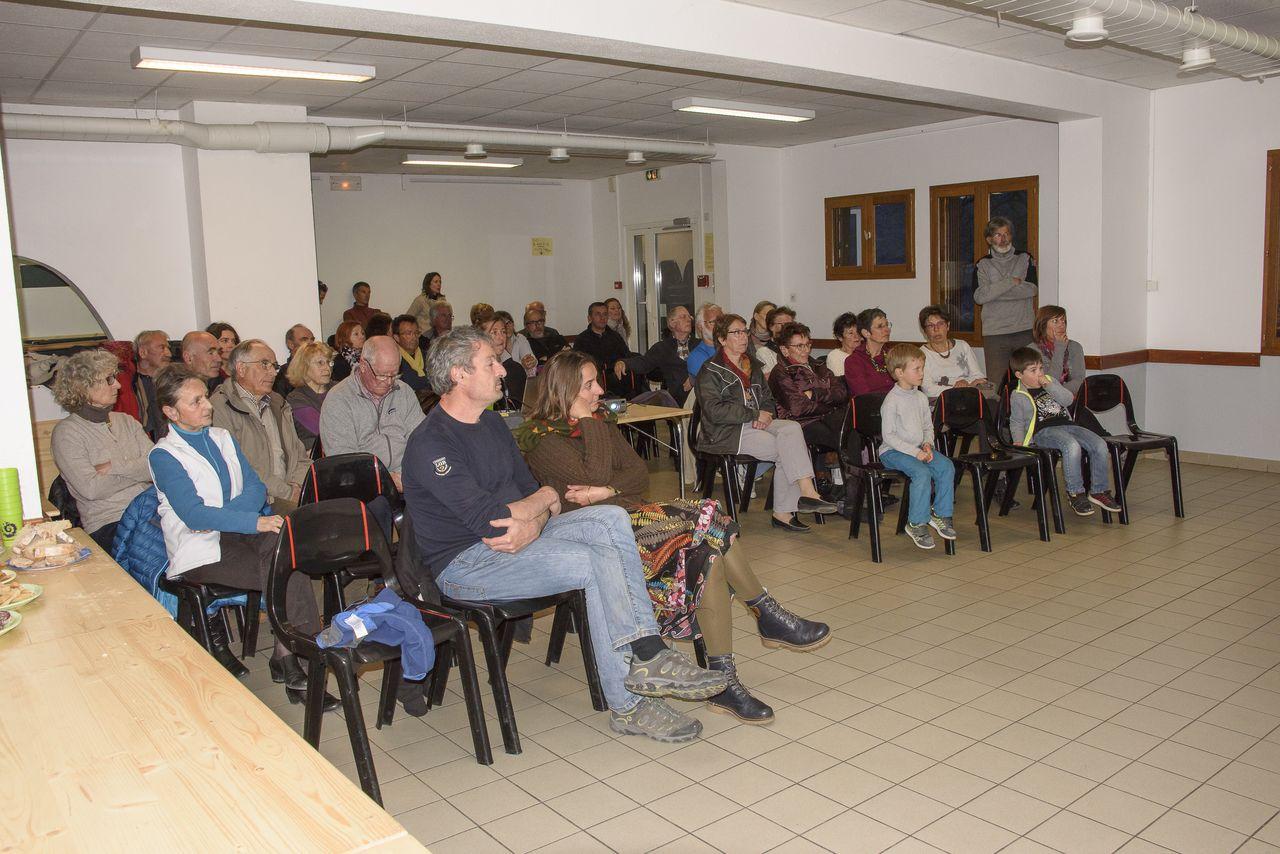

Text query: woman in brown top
(518, 351), (829, 724)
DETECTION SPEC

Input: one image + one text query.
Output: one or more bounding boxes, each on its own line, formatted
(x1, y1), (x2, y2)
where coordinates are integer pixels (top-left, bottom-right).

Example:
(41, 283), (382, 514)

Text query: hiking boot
(610, 697), (702, 743)
(746, 590), (830, 651)
(1089, 492), (1123, 512)
(1068, 492), (1096, 516)
(623, 647), (727, 700)
(208, 617), (248, 679)
(706, 654), (774, 724)
(928, 514), (957, 541)
(904, 523), (936, 550)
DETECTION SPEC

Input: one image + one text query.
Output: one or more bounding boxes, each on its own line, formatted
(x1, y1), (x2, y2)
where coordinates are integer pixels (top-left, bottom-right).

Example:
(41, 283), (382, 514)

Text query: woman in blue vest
(148, 363), (334, 710)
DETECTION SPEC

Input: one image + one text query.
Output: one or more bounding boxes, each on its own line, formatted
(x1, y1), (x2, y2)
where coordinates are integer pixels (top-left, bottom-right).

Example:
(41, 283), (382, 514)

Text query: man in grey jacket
(974, 216), (1038, 386)
(210, 339), (309, 511)
(319, 336), (425, 491)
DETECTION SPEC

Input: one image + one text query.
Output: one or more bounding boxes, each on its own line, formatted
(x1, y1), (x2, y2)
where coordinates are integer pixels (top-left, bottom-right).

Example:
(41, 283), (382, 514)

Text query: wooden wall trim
(1146, 349), (1262, 367)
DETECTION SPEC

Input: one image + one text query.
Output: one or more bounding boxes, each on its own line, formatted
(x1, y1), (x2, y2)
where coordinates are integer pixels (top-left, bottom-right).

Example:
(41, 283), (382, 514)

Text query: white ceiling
(732, 0), (1280, 88)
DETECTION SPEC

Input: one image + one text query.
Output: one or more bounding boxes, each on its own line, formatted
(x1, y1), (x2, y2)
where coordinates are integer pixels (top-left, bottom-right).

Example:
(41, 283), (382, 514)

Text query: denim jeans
(1033, 425), (1111, 494)
(880, 449), (956, 526)
(436, 505), (658, 713)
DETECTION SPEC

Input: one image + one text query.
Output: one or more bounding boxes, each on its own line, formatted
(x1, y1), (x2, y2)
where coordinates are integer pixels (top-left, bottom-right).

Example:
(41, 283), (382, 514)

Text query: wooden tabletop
(0, 533), (424, 852)
(617, 403), (691, 425)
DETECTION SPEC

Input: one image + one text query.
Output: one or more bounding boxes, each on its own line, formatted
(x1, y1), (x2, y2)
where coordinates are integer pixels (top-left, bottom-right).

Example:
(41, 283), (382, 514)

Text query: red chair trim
(284, 516), (298, 569)
(359, 501), (371, 551)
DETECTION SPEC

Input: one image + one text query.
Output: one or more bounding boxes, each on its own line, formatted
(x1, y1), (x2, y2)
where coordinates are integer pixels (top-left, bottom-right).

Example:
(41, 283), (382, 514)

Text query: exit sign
(645, 169), (661, 181)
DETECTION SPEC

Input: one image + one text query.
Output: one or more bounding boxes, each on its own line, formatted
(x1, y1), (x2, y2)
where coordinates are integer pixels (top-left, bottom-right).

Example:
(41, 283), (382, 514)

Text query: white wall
(312, 173), (596, 335)
(777, 119), (1059, 342)
(4, 137), (198, 340)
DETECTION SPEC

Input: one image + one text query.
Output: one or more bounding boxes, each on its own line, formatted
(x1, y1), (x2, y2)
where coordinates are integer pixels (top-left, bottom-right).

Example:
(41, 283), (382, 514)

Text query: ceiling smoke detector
(1066, 14), (1109, 43)
(548, 147), (570, 162)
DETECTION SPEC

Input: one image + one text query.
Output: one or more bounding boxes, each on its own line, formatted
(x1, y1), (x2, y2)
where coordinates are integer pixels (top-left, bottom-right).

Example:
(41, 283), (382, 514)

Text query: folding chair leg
(428, 642), (452, 709)
(847, 475), (866, 540)
(1043, 462), (1066, 535)
(242, 591), (260, 659)
(739, 462), (758, 514)
(498, 619), (518, 669)
(720, 459), (739, 523)
(333, 656), (382, 806)
(544, 604), (572, 666)
(1109, 446), (1131, 525)
(999, 470), (1021, 517)
(867, 477), (885, 563)
(572, 591), (608, 713)
(302, 656), (328, 748)
(452, 629), (493, 765)
(1030, 461), (1051, 543)
(1168, 441), (1185, 518)
(971, 467), (993, 552)
(475, 615), (521, 755)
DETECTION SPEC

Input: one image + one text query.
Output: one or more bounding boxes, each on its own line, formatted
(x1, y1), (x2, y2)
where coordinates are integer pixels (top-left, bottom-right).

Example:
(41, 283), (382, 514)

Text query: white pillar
(180, 101), (321, 358)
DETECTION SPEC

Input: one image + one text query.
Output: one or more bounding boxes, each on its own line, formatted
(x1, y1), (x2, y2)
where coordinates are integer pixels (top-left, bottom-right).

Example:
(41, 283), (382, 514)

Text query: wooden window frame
(824, 189), (915, 281)
(1263, 150), (1280, 356)
(929, 175), (1039, 346)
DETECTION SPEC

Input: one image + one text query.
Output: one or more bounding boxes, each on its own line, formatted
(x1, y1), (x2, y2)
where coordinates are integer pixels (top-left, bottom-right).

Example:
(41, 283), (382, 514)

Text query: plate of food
(7, 520), (90, 571)
(0, 609), (20, 638)
(0, 568), (13, 583)
(0, 581), (41, 609)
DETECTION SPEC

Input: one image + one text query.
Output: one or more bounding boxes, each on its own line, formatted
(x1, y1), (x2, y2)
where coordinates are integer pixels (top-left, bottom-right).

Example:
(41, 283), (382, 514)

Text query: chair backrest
(46, 475), (82, 529)
(299, 452), (398, 507)
(935, 387), (986, 432)
(689, 401), (703, 450)
(846, 392), (887, 463)
(1076, 374), (1140, 433)
(390, 509), (446, 606)
(267, 498), (392, 649)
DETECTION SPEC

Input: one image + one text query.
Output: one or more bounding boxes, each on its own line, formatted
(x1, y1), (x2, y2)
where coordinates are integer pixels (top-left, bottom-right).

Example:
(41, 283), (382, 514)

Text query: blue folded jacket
(316, 587), (436, 680)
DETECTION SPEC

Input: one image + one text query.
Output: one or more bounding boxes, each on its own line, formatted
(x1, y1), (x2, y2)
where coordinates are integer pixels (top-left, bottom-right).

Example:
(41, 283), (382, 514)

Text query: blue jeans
(880, 449), (956, 526)
(1033, 425), (1111, 494)
(437, 505), (658, 713)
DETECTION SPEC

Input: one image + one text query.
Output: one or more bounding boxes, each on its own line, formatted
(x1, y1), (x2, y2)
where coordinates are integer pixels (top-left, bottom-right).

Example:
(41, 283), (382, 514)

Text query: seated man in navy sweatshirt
(402, 327), (725, 743)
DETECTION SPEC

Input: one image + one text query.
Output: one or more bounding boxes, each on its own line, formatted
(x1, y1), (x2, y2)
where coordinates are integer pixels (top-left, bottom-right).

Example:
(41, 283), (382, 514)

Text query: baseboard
(1173, 449), (1280, 473)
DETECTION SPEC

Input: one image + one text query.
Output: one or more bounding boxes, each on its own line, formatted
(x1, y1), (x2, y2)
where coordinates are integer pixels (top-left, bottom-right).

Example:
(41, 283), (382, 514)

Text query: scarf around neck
(75, 403), (112, 424)
(400, 345), (425, 377)
(514, 409), (616, 454)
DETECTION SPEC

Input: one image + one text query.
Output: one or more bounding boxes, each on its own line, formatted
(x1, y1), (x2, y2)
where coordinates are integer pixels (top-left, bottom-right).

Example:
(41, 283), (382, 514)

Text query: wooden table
(0, 531), (424, 852)
(617, 404), (692, 499)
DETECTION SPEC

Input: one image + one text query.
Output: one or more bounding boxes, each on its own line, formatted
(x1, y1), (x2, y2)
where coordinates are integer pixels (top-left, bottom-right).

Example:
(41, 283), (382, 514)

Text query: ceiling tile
(239, 90), (348, 109)
(562, 115), (623, 131)
(442, 48), (548, 69)
(686, 77), (777, 96)
(0, 52), (57, 79)
(337, 37), (457, 60)
(614, 69), (711, 86)
(632, 86), (704, 106)
(160, 71), (278, 93)
(0, 24), (79, 57)
(396, 60), (515, 87)
(734, 0), (883, 16)
(0, 76), (39, 97)
(557, 78), (669, 100)
(907, 15), (1017, 47)
(1214, 7), (1280, 36)
(585, 101), (675, 120)
(438, 87), (538, 109)
(403, 103), (496, 122)
(89, 11), (235, 41)
(483, 68), (600, 95)
(828, 0), (962, 33)
(0, 1), (94, 28)
(47, 58), (172, 86)
(255, 77), (375, 98)
(67, 31), (212, 62)
(34, 79), (155, 101)
(319, 52), (425, 79)
(310, 96), (423, 118)
(599, 119), (687, 136)
(969, 30), (1069, 59)
(359, 80), (465, 103)
(209, 43), (333, 60)
(516, 94), (615, 114)
(218, 26), (354, 51)
(531, 58), (629, 77)
(472, 108), (567, 127)
(1036, 46), (1126, 72)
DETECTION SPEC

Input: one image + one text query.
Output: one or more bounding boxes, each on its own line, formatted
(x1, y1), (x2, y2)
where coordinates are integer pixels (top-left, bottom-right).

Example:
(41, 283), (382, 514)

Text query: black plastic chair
(1074, 374), (1184, 523)
(163, 577), (260, 660)
(393, 511), (607, 756)
(298, 453), (402, 614)
(269, 499), (492, 806)
(46, 475), (83, 529)
(841, 394), (954, 561)
(934, 387), (1051, 552)
(689, 402), (766, 522)
(995, 385), (1069, 535)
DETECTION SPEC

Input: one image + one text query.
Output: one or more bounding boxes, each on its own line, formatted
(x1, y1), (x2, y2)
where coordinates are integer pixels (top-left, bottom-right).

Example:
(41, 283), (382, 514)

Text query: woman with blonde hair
(519, 350), (829, 724)
(285, 341), (337, 453)
(50, 349), (154, 549)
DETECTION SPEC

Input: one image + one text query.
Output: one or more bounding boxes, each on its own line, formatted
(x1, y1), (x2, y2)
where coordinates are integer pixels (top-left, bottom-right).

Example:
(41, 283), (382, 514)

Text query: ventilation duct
(942, 0), (1280, 79)
(0, 114), (716, 161)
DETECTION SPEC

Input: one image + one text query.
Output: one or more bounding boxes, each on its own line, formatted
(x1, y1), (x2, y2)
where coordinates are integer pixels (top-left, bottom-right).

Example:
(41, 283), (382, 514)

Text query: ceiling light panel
(131, 46), (375, 82)
(672, 96), (815, 122)
(402, 153), (523, 168)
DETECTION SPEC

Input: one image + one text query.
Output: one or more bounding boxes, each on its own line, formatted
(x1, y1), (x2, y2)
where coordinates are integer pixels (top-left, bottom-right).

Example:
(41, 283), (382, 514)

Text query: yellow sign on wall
(704, 233), (715, 273)
(531, 237), (553, 256)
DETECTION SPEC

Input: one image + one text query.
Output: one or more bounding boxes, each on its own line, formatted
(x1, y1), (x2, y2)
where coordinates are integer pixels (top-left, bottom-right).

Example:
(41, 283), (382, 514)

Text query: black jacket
(573, 326), (635, 397)
(626, 335), (694, 406)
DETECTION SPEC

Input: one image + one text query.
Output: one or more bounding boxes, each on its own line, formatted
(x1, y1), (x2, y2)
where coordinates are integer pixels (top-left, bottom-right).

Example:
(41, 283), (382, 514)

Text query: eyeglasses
(785, 341), (812, 350)
(241, 359), (280, 371)
(315, 359), (336, 368)
(362, 360), (398, 382)
(725, 328), (750, 337)
(924, 321), (948, 330)
(873, 321), (893, 330)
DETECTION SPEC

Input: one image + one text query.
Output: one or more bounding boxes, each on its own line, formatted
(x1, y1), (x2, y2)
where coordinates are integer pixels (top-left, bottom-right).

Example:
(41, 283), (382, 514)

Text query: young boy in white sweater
(879, 344), (956, 550)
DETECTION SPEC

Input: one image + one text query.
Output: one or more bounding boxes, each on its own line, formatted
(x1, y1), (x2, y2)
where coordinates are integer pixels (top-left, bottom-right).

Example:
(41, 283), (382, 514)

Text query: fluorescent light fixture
(1180, 46), (1216, 71)
(402, 153), (523, 168)
(1065, 15), (1108, 43)
(672, 96), (814, 123)
(131, 46), (375, 82)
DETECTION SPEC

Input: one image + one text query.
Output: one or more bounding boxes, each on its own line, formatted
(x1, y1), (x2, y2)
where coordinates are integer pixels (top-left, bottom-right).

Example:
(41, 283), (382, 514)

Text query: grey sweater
(51, 412), (154, 534)
(319, 374), (424, 473)
(1009, 381), (1075, 446)
(975, 251), (1037, 335)
(878, 385), (935, 457)
(1034, 339), (1086, 395)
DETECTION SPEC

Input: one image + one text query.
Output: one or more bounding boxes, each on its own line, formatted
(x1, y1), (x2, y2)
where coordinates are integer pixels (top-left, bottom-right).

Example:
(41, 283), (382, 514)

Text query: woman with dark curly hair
(519, 350), (829, 723)
(50, 349), (154, 549)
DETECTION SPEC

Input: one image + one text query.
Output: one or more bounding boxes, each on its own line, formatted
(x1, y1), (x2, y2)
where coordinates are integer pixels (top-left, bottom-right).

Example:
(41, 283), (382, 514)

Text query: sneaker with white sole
(904, 523), (936, 550)
(928, 514), (957, 540)
(1089, 491), (1123, 512)
(623, 647), (727, 700)
(610, 697), (703, 742)
(1067, 492), (1095, 516)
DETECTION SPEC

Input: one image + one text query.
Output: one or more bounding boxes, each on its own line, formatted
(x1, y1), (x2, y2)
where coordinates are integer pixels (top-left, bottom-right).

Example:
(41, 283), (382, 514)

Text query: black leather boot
(705, 654), (774, 724)
(745, 590), (831, 651)
(208, 617), (249, 679)
(271, 653), (340, 712)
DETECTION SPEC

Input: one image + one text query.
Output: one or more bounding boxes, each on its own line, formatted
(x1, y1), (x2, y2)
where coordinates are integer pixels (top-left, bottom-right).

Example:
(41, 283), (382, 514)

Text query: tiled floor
(249, 458), (1280, 853)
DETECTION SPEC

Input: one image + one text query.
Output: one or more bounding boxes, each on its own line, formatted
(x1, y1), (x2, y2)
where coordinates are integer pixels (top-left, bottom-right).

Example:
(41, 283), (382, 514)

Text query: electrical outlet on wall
(1146, 279), (1159, 292)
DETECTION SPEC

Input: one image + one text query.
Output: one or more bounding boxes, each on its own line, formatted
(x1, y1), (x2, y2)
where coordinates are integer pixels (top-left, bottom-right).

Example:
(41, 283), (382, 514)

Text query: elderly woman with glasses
(918, 304), (993, 400)
(768, 321), (849, 451)
(210, 339), (310, 511)
(284, 340), (337, 453)
(50, 349), (155, 550)
(696, 314), (837, 533)
(843, 307), (896, 398)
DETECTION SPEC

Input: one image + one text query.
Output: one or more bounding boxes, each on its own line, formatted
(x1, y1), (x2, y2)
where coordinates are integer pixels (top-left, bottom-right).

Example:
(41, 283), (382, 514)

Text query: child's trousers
(880, 450), (955, 525)
(1033, 425), (1112, 494)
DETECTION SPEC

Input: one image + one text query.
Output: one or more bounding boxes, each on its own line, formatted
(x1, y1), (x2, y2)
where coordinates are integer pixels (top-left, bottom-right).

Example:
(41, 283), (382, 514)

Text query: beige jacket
(210, 381), (309, 502)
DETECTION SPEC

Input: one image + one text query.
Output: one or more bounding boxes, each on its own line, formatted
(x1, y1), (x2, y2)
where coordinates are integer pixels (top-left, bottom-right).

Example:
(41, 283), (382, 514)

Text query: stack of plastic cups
(0, 469), (23, 550)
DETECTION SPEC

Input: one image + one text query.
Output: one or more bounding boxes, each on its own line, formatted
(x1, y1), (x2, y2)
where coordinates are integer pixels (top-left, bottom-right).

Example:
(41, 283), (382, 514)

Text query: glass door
(626, 225), (696, 352)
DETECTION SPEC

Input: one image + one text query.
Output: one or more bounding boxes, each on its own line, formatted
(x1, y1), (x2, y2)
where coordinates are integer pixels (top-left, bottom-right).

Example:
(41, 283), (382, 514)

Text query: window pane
(17, 260), (109, 344)
(831, 206), (862, 268)
(990, 190), (1029, 254)
(937, 195), (976, 333)
(874, 201), (908, 266)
